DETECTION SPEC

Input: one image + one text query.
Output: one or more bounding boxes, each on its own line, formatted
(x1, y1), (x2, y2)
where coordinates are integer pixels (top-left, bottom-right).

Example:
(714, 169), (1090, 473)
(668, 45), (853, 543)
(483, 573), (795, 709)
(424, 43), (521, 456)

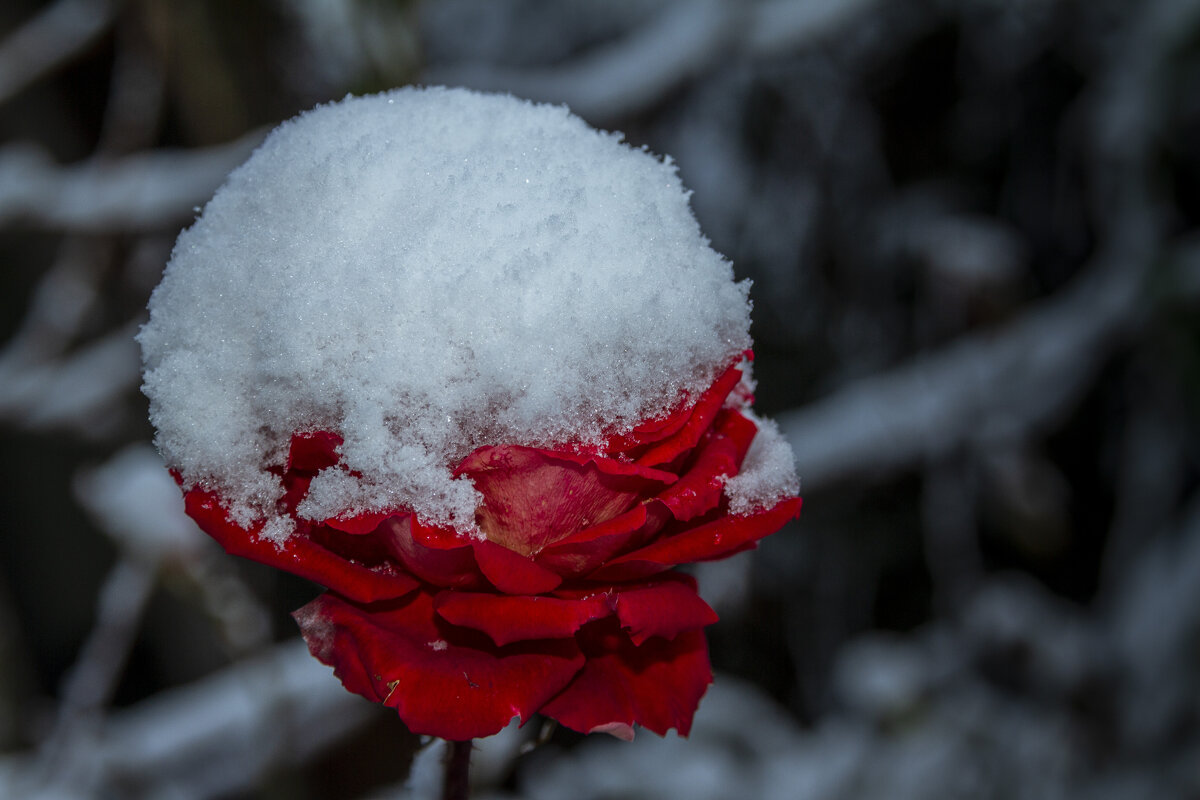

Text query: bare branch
(423, 0), (885, 122)
(0, 322), (140, 437)
(0, 0), (120, 107)
(778, 260), (1142, 493)
(424, 0), (737, 121)
(0, 130), (264, 232)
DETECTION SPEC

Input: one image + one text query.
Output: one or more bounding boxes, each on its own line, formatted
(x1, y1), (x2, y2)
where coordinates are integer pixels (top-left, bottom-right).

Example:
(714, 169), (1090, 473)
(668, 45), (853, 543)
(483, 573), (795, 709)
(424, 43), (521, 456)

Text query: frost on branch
(137, 86), (793, 538)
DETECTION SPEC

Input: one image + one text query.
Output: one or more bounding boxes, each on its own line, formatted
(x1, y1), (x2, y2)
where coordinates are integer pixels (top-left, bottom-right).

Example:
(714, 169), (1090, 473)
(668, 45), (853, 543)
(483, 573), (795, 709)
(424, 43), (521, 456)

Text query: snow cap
(140, 86), (781, 538)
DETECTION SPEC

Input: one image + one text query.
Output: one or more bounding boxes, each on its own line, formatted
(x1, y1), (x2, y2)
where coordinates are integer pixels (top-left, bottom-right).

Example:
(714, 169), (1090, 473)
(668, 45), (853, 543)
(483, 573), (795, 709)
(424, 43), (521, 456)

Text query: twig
(777, 258), (1142, 493)
(34, 556), (157, 783)
(425, 0), (736, 121)
(423, 0), (886, 122)
(0, 0), (121, 107)
(0, 129), (264, 232)
(0, 321), (141, 437)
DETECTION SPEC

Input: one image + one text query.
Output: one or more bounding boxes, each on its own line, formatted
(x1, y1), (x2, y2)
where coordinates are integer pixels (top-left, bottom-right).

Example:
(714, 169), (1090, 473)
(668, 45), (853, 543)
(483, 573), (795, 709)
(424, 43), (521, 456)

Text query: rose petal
(713, 408), (758, 466)
(185, 488), (418, 603)
(325, 510), (403, 535)
(295, 590), (585, 740)
(434, 591), (611, 647)
(381, 516), (484, 589)
(655, 432), (739, 522)
(603, 402), (693, 454)
(472, 539), (563, 594)
(287, 430), (343, 472)
(540, 619), (712, 737)
(636, 362), (743, 467)
(603, 354), (753, 458)
(613, 574), (719, 645)
(588, 496), (803, 581)
(457, 445), (675, 556)
(534, 503), (663, 577)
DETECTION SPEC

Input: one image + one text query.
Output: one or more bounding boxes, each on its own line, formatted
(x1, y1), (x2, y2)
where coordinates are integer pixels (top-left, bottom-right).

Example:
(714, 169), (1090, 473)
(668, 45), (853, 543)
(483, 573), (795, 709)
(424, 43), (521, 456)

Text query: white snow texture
(139, 86), (793, 538)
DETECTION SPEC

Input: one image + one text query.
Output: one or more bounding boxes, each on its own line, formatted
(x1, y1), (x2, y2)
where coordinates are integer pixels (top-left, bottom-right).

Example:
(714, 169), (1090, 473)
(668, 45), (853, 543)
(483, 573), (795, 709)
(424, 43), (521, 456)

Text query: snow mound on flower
(139, 86), (769, 537)
(723, 414), (801, 516)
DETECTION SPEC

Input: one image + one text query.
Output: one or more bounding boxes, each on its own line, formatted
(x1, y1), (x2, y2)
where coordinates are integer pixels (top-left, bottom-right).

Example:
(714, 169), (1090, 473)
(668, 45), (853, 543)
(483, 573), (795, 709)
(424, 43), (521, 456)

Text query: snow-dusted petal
(635, 361), (745, 467)
(184, 488), (419, 603)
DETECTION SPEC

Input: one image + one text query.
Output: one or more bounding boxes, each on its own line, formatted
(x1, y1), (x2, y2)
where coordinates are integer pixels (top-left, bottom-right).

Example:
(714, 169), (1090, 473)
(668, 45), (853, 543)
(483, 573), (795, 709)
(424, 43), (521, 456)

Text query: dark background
(1, 1), (1198, 798)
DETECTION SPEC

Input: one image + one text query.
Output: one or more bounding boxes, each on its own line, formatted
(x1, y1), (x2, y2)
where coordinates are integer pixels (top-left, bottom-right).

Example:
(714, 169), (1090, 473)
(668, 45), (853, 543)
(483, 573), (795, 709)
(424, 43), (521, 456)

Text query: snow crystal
(139, 86), (768, 537)
(723, 413), (800, 515)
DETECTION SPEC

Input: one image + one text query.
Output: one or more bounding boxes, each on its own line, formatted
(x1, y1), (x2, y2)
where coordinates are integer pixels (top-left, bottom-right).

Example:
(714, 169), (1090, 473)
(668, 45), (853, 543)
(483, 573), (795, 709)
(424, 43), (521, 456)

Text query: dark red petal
(184, 488), (419, 602)
(457, 445), (675, 556)
(540, 619), (712, 738)
(294, 590), (585, 740)
(603, 401), (693, 455)
(409, 516), (474, 550)
(588, 496), (803, 581)
(602, 352), (754, 457)
(655, 432), (739, 523)
(287, 430), (343, 472)
(636, 362), (744, 467)
(613, 574), (719, 645)
(279, 472), (313, 512)
(380, 516), (484, 589)
(326, 509), (403, 535)
(714, 408), (759, 466)
(472, 539), (563, 594)
(534, 503), (661, 578)
(434, 591), (611, 647)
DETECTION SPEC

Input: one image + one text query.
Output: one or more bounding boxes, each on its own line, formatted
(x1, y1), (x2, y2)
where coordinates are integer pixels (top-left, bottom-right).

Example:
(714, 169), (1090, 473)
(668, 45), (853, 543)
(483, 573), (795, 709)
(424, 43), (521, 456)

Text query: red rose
(182, 358), (800, 741)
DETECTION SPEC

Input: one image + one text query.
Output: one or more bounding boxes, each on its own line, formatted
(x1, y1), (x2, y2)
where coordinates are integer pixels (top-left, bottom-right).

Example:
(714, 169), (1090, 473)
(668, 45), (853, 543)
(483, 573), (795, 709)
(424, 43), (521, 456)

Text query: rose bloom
(182, 356), (800, 741)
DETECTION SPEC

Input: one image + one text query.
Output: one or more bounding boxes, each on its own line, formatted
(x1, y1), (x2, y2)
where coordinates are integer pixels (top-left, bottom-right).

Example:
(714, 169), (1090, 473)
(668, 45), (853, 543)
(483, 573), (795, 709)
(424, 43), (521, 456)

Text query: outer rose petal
(295, 590), (585, 740)
(712, 407), (758, 465)
(588, 496), (803, 581)
(433, 572), (716, 647)
(540, 619), (712, 738)
(457, 445), (674, 556)
(612, 574), (719, 645)
(655, 431), (739, 522)
(636, 361), (743, 467)
(434, 591), (611, 647)
(184, 488), (418, 603)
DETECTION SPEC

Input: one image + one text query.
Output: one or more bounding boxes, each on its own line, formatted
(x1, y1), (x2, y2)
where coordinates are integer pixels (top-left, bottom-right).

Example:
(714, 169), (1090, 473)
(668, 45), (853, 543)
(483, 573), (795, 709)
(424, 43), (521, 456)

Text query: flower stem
(442, 739), (472, 800)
